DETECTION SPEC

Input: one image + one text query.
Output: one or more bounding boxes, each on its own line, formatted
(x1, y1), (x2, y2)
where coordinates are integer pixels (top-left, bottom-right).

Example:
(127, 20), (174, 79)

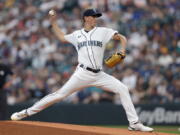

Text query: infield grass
(99, 125), (180, 134)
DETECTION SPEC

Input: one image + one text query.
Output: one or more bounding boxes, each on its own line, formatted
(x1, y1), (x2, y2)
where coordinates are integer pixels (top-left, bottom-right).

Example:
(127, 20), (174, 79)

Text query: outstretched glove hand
(105, 51), (126, 68)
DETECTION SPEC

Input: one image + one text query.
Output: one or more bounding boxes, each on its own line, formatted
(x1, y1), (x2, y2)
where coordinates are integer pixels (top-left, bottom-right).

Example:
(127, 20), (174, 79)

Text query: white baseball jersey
(64, 27), (118, 69)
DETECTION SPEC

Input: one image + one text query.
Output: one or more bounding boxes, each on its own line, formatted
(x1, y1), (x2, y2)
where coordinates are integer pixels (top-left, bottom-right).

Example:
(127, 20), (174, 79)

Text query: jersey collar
(82, 27), (97, 35)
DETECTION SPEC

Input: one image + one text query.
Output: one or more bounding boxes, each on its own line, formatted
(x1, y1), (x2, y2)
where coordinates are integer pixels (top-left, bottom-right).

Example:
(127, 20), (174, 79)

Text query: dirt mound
(0, 121), (173, 135)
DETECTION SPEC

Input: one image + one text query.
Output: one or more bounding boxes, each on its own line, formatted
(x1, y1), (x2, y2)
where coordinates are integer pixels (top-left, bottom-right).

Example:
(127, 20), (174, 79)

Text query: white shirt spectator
(122, 69), (137, 90)
(128, 32), (148, 48)
(158, 54), (173, 67)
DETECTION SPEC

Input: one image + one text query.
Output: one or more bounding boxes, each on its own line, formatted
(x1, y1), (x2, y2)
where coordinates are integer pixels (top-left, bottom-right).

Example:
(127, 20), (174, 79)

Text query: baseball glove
(105, 52), (126, 68)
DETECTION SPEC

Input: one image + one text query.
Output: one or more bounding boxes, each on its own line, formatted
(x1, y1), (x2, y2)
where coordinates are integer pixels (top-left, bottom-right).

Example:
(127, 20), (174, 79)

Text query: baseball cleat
(11, 109), (28, 121)
(128, 122), (154, 132)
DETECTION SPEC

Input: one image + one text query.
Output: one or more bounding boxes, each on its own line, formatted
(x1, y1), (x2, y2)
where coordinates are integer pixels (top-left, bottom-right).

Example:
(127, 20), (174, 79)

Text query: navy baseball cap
(83, 9), (102, 17)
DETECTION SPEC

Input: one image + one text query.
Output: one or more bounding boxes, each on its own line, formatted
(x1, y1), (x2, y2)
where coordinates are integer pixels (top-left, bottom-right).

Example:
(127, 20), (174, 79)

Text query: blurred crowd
(0, 0), (179, 105)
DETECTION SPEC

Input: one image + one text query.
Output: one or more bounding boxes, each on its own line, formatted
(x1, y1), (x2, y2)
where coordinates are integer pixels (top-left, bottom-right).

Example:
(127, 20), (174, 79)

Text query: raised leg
(92, 72), (153, 132)
(93, 72), (139, 123)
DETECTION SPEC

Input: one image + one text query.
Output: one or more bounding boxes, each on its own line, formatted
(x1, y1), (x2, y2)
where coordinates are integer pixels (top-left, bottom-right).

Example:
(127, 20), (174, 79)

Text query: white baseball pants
(27, 65), (139, 124)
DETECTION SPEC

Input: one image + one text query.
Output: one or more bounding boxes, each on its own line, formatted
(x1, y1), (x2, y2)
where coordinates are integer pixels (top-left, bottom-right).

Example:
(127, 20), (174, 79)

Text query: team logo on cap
(93, 8), (96, 13)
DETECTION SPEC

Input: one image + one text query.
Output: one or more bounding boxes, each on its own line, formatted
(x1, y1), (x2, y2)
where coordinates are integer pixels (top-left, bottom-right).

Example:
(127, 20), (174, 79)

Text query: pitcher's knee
(116, 84), (129, 94)
(123, 85), (129, 92)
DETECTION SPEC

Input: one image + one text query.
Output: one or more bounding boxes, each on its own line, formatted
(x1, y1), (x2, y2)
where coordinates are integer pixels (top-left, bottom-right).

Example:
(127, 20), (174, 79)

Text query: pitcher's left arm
(113, 33), (127, 53)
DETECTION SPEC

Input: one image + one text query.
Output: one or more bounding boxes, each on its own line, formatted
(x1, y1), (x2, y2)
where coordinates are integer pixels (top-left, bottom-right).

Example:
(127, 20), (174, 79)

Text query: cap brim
(93, 13), (102, 17)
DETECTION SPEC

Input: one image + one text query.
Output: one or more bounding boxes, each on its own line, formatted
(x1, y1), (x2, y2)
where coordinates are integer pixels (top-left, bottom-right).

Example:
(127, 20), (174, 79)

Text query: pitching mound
(0, 121), (171, 135)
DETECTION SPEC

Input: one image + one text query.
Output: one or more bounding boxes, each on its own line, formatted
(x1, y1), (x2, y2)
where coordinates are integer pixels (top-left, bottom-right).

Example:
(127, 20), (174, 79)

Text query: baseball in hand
(49, 10), (56, 16)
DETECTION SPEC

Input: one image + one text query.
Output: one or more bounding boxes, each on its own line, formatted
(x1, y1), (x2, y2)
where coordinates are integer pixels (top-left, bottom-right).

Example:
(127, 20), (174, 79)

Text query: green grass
(98, 125), (180, 134)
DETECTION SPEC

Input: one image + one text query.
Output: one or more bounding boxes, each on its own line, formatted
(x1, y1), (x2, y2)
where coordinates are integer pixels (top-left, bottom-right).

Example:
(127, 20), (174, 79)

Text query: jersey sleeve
(103, 28), (118, 44)
(64, 32), (77, 46)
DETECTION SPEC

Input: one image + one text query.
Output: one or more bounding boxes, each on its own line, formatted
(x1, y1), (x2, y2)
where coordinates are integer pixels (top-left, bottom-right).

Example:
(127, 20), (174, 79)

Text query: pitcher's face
(84, 16), (97, 27)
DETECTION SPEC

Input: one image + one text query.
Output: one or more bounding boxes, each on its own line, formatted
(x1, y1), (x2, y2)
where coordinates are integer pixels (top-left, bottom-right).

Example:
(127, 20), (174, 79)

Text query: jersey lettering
(77, 40), (102, 50)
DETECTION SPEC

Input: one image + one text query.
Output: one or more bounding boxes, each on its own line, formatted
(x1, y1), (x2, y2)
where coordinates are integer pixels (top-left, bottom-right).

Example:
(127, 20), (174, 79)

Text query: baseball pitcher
(11, 8), (153, 132)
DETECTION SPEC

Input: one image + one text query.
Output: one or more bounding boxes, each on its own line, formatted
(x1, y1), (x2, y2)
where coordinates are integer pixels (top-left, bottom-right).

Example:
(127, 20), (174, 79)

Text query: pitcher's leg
(27, 90), (69, 116)
(11, 74), (90, 120)
(27, 75), (89, 116)
(94, 72), (139, 124)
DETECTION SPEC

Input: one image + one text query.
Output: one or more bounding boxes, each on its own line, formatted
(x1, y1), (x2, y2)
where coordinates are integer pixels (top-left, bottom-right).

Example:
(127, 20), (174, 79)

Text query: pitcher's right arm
(49, 10), (67, 43)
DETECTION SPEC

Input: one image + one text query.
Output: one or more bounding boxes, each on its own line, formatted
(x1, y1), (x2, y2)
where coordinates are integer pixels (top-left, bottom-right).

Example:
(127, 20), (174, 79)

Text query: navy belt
(80, 64), (101, 73)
